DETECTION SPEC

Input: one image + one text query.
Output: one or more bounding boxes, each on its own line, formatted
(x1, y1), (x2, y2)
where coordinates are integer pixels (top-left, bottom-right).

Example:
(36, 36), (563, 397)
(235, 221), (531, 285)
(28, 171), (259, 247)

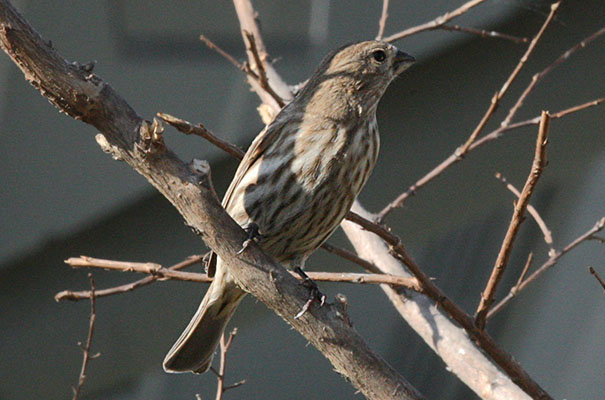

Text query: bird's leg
(294, 266), (326, 319)
(237, 222), (264, 255)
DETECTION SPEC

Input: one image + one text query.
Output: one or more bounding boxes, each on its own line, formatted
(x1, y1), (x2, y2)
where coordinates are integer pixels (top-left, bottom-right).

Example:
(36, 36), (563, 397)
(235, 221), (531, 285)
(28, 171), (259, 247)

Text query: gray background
(1, 1), (603, 399)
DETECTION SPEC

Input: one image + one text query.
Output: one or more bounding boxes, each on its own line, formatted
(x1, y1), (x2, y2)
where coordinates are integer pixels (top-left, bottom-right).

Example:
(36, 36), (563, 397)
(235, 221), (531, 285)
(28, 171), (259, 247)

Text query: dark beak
(393, 50), (415, 74)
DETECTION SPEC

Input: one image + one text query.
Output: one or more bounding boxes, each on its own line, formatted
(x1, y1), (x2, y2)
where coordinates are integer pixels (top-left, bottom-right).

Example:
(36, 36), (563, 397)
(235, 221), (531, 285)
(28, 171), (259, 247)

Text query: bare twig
(488, 217), (605, 319)
(440, 24), (528, 43)
(475, 111), (551, 329)
(513, 253), (534, 296)
(495, 172), (555, 253)
(157, 113), (245, 159)
(211, 329), (246, 400)
(321, 242), (383, 274)
(233, 0), (293, 110)
(72, 274), (99, 400)
(502, 27), (605, 127)
(55, 243), (391, 301)
(200, 34), (245, 71)
(376, 0), (390, 40)
(383, 0), (487, 42)
(458, 2), (560, 156)
(589, 267), (605, 293)
(344, 211), (553, 399)
(378, 2), (561, 222)
(59, 256), (422, 292)
(376, 97), (603, 221)
(55, 255), (204, 301)
(242, 30), (285, 108)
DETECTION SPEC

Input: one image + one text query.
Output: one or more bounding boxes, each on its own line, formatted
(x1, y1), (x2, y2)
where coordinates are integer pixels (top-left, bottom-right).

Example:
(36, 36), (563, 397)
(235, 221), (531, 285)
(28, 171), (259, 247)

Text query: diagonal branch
(488, 217), (605, 319)
(383, 0), (487, 42)
(589, 267), (605, 293)
(494, 173), (555, 253)
(0, 2), (422, 398)
(345, 208), (552, 399)
(376, 97), (603, 221)
(502, 27), (605, 127)
(475, 111), (551, 329)
(457, 2), (560, 156)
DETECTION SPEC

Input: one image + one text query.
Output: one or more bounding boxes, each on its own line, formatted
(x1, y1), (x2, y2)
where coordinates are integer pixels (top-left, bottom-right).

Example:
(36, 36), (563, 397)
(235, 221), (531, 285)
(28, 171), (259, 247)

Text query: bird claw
(237, 222), (264, 255)
(294, 267), (326, 319)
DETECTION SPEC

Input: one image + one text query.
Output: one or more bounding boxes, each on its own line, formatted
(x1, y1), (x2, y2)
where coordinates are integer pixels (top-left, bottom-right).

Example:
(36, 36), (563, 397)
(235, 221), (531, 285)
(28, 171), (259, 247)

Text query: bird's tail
(163, 267), (245, 373)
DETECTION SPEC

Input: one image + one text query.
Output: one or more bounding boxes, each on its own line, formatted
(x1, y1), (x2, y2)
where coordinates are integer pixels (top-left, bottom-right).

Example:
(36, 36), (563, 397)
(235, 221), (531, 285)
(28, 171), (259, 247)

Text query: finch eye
(372, 50), (386, 62)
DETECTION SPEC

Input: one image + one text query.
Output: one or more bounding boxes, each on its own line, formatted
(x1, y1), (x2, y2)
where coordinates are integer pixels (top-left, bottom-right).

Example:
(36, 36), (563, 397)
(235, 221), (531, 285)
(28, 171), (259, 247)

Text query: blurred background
(0, 1), (603, 399)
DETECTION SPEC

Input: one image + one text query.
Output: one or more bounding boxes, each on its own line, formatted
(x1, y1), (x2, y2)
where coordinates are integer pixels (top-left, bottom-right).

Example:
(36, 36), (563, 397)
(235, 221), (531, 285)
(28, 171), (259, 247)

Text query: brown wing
(206, 116), (287, 277)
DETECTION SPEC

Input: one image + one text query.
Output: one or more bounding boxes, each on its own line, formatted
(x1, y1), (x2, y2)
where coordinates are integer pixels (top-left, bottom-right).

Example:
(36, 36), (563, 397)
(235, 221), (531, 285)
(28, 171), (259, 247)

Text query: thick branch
(342, 203), (532, 400)
(345, 208), (552, 399)
(0, 2), (422, 398)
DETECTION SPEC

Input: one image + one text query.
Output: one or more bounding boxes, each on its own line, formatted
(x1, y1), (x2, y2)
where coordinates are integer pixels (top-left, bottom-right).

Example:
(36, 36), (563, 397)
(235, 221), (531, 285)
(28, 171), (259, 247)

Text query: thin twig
(55, 255), (204, 301)
(242, 30), (285, 108)
(233, 0), (293, 111)
(344, 211), (553, 399)
(383, 0), (487, 42)
(513, 253), (534, 296)
(475, 111), (551, 330)
(488, 217), (605, 319)
(72, 274), (99, 400)
(376, 97), (603, 221)
(502, 27), (605, 127)
(376, 0), (390, 40)
(200, 34), (246, 71)
(212, 329), (246, 400)
(589, 267), (605, 293)
(157, 113), (245, 159)
(321, 242), (383, 274)
(59, 256), (422, 292)
(458, 2), (560, 156)
(439, 24), (528, 43)
(495, 172), (555, 253)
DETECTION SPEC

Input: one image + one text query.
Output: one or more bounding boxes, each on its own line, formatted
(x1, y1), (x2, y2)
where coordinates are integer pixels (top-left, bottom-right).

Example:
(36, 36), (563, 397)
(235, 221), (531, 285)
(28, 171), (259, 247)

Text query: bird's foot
(294, 267), (326, 319)
(237, 222), (264, 255)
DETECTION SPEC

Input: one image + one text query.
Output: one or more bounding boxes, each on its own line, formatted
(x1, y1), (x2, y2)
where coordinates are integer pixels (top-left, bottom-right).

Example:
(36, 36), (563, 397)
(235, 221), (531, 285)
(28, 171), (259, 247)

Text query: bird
(163, 40), (415, 374)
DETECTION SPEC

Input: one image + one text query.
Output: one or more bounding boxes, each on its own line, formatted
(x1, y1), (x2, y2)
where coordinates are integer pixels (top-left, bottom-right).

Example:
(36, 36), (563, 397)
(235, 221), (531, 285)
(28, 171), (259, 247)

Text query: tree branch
(502, 27), (605, 127)
(71, 274), (99, 400)
(344, 208), (552, 399)
(457, 2), (559, 156)
(488, 217), (605, 319)
(475, 111), (551, 329)
(55, 255), (205, 301)
(342, 203), (534, 400)
(376, 98), (604, 222)
(58, 256), (422, 294)
(494, 173), (555, 253)
(375, 0), (390, 40)
(383, 0), (487, 42)
(589, 267), (605, 293)
(0, 2), (422, 398)
(439, 24), (528, 44)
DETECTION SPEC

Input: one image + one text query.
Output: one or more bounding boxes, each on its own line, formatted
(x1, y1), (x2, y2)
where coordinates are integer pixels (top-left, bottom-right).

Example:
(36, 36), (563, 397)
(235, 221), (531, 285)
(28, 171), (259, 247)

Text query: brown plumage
(163, 40), (415, 373)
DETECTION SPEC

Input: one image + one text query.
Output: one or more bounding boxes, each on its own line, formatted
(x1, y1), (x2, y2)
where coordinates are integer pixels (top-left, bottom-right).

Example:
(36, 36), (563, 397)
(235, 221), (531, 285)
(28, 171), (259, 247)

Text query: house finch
(163, 40), (414, 373)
